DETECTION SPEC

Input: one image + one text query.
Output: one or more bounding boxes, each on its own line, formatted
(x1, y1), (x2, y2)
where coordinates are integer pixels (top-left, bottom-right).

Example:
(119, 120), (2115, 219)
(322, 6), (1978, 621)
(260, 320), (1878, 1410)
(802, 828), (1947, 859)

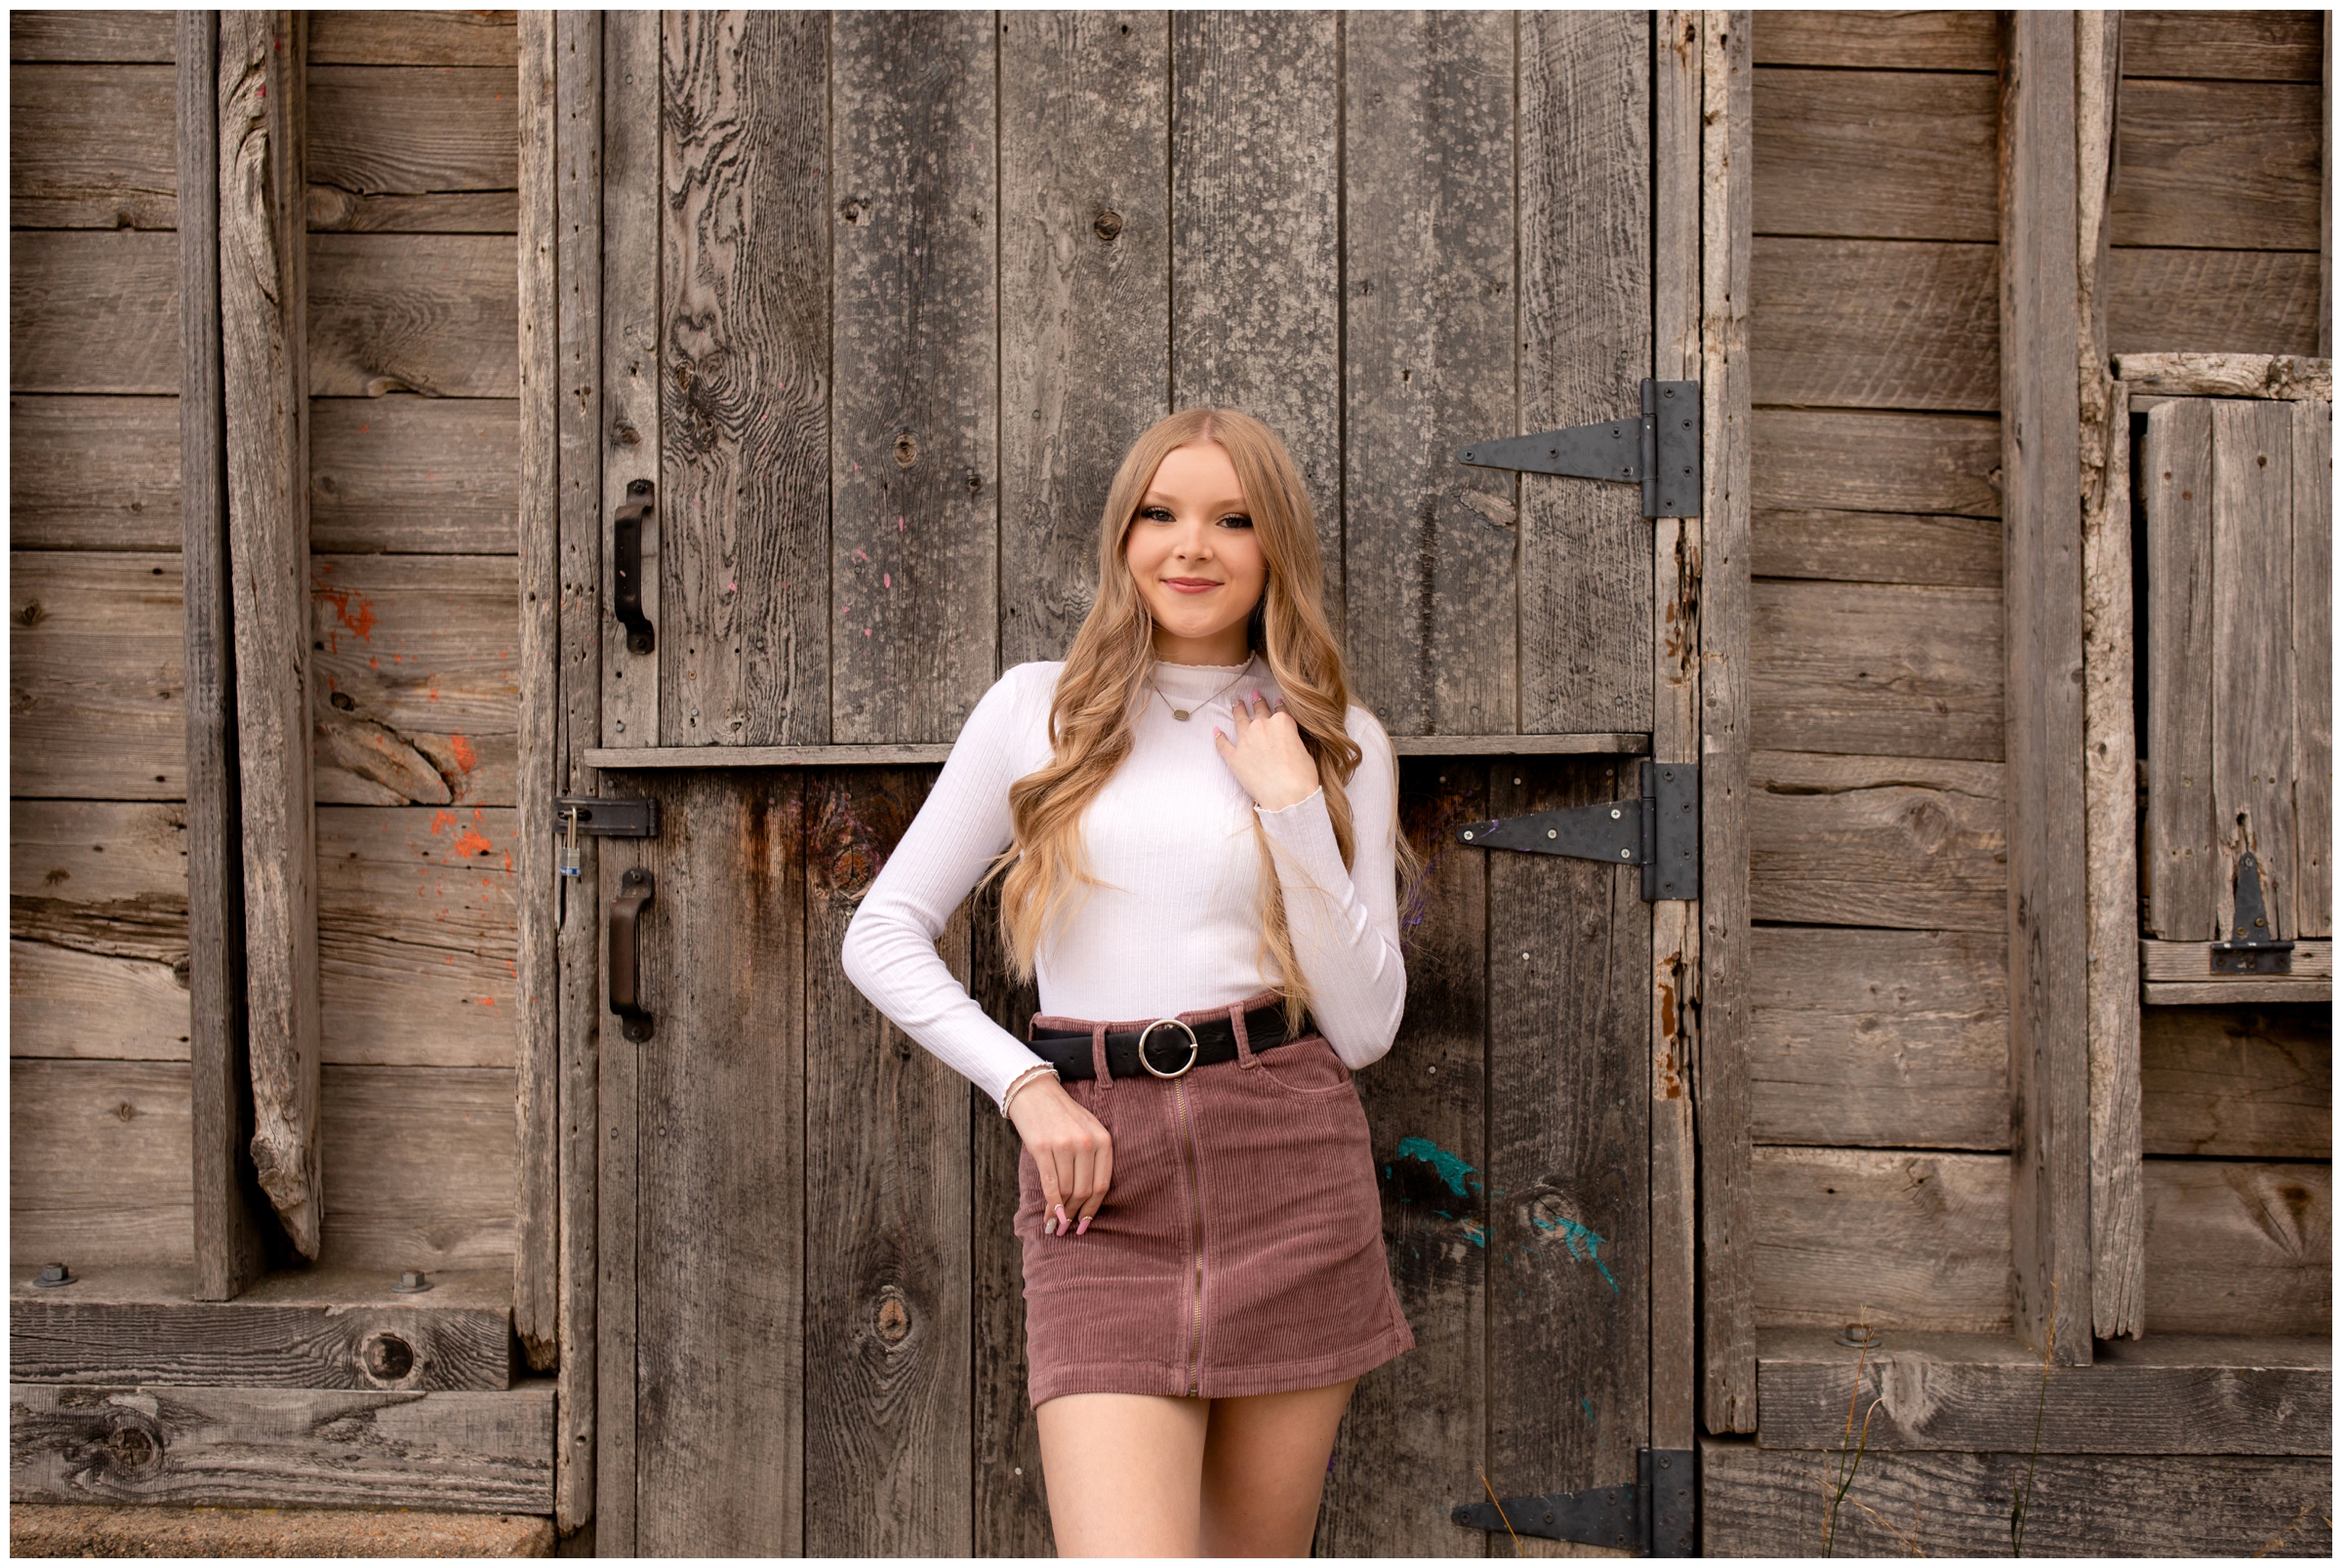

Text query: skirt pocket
(1252, 1034), (1355, 1097)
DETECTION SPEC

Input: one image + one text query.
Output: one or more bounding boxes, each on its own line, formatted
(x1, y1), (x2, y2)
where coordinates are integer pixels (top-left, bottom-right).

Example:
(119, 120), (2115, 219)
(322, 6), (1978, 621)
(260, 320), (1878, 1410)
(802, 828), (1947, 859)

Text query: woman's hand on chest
(1212, 691), (1322, 814)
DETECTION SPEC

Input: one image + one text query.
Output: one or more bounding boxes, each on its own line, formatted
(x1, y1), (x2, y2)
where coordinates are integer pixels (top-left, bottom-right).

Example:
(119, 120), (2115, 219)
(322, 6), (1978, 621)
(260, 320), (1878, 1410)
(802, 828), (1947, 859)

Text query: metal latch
(2211, 850), (2293, 974)
(552, 796), (660, 839)
(1458, 380), (1701, 517)
(1452, 1447), (1697, 1556)
(1453, 762), (1698, 902)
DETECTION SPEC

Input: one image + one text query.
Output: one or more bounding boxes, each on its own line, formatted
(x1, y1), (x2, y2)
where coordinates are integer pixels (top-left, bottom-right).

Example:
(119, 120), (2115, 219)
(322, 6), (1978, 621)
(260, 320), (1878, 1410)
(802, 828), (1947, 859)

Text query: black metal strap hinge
(1457, 380), (1701, 517)
(1453, 761), (1698, 902)
(1451, 1447), (1697, 1556)
(2212, 850), (2293, 973)
(552, 796), (659, 838)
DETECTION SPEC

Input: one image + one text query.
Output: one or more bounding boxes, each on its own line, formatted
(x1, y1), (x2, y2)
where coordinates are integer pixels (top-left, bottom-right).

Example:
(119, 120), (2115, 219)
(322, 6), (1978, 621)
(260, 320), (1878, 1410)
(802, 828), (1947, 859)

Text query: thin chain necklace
(1150, 653), (1255, 722)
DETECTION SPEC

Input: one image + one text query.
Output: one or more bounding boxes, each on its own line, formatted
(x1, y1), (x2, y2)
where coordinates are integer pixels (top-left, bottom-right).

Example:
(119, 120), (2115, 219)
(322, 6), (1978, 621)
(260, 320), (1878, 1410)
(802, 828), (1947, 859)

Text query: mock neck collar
(1150, 651), (1260, 697)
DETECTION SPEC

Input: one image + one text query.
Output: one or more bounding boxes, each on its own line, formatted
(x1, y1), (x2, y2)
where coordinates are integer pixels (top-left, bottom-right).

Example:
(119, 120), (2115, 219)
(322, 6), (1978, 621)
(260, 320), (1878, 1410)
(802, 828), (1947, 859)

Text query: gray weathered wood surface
(2290, 396), (2330, 935)
(1752, 410), (2002, 517)
(316, 1065), (515, 1271)
(10, 1381), (552, 1513)
(1756, 1326), (2330, 1454)
(11, 799), (189, 986)
(10, 64), (176, 229)
(2143, 399), (2218, 938)
(1753, 1146), (2010, 1334)
(2117, 351), (2332, 400)
(2140, 938), (2333, 982)
(2122, 10), (2325, 82)
(308, 11), (518, 68)
(9, 551), (187, 801)
(11, 230), (180, 394)
(1751, 238), (1998, 412)
(2146, 980), (2332, 1005)
(10, 9), (172, 62)
(1753, 508), (1999, 588)
(2111, 79), (2322, 252)
(308, 234), (518, 397)
(11, 1058), (192, 1269)
(1752, 9), (1996, 72)
(10, 396), (182, 550)
(2210, 399), (2300, 939)
(2107, 246), (2323, 359)
(1751, 581), (2000, 761)
(2145, 1159), (2331, 1336)
(307, 65), (517, 236)
(308, 396), (519, 554)
(1749, 751), (2004, 932)
(1702, 1439), (2334, 1557)
(1753, 67), (1997, 242)
(597, 9), (659, 755)
(11, 942), (189, 1065)
(1749, 927), (2006, 1150)
(2141, 1003), (2331, 1159)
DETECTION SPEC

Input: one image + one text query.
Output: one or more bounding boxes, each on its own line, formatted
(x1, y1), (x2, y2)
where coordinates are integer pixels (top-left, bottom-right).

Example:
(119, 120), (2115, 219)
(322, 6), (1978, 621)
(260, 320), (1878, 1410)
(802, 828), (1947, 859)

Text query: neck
(1151, 623), (1253, 666)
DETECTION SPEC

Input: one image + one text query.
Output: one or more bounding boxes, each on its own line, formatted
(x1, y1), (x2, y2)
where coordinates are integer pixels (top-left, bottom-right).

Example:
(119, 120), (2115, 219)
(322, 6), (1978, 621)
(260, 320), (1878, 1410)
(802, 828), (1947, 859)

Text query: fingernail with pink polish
(1075, 1215), (1090, 1236)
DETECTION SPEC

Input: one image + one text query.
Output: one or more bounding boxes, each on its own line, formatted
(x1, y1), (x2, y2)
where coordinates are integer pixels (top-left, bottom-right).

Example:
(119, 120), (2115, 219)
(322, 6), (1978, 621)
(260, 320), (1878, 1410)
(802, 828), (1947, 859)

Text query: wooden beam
(218, 10), (321, 1263)
(2293, 394), (2331, 937)
(179, 9), (267, 1301)
(1756, 1326), (2329, 1453)
(10, 1264), (513, 1392)
(2115, 351), (2332, 400)
(2145, 979), (2331, 1005)
(10, 1381), (552, 1513)
(1999, 8), (2092, 1365)
(1699, 6), (1756, 1435)
(2140, 939), (2333, 983)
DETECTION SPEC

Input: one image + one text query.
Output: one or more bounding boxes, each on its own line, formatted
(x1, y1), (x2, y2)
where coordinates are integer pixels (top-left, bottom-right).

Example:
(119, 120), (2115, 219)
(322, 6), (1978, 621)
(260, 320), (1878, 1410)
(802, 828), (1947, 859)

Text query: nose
(1171, 516), (1214, 559)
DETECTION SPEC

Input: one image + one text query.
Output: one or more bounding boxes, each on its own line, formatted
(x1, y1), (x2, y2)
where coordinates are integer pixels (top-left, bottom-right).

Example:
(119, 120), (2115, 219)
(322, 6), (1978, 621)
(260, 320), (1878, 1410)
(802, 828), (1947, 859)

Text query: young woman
(839, 408), (1414, 1555)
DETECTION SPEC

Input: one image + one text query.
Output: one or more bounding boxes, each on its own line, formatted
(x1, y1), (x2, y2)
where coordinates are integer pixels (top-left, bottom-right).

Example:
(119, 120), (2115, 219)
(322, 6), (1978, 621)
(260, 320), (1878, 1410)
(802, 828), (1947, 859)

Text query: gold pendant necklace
(1151, 656), (1254, 722)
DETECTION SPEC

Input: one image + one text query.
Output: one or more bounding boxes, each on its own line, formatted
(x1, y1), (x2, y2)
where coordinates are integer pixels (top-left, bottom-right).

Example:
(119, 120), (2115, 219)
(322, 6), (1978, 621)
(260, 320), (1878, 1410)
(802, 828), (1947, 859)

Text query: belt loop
(1090, 1023), (1112, 1090)
(1230, 1003), (1258, 1068)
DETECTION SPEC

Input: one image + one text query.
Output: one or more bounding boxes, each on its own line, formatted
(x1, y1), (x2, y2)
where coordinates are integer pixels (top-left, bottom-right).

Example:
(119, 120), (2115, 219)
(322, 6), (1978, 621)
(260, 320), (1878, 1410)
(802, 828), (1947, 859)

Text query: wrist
(999, 1062), (1060, 1118)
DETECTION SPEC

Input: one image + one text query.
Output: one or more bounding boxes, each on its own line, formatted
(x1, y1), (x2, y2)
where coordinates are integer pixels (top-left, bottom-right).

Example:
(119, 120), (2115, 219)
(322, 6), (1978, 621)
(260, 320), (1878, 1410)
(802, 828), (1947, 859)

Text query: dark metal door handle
(614, 478), (656, 654)
(609, 866), (654, 1041)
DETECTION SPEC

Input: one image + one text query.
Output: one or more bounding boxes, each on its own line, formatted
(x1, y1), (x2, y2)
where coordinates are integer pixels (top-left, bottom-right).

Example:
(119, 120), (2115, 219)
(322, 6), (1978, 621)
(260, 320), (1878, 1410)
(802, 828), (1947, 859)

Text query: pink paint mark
(725, 579), (739, 593)
(883, 573), (892, 588)
(853, 548), (868, 562)
(864, 626), (872, 636)
(897, 516), (906, 533)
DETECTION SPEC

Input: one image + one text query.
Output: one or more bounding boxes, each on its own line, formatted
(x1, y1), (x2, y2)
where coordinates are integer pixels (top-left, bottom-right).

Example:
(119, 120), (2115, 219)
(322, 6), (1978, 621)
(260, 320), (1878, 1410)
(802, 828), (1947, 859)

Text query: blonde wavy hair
(988, 408), (1410, 1036)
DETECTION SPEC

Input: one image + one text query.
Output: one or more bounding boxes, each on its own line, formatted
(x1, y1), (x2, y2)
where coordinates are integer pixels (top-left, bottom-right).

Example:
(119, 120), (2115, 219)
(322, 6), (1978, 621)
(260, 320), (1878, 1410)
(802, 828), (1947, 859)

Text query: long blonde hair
(989, 408), (1384, 1036)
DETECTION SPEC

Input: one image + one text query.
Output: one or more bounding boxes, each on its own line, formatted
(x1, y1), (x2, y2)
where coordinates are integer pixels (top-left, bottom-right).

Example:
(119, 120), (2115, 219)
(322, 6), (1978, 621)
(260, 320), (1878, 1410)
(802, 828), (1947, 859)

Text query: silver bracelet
(999, 1062), (1059, 1118)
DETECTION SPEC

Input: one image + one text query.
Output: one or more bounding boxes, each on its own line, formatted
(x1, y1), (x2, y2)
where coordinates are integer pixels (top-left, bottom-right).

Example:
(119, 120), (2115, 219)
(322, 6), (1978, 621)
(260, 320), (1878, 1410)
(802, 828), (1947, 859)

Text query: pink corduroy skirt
(1014, 989), (1416, 1408)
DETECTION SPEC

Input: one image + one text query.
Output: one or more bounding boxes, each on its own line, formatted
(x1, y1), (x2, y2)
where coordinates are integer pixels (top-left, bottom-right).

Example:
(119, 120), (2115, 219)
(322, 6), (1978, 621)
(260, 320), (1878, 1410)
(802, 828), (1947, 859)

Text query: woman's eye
(1140, 506), (1173, 523)
(1218, 514), (1253, 529)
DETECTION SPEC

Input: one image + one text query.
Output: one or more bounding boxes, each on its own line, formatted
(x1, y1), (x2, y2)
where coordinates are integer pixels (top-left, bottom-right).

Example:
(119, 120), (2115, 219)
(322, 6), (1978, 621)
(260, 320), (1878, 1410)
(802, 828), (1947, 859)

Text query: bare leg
(1034, 1390), (1211, 1556)
(1196, 1378), (1358, 1556)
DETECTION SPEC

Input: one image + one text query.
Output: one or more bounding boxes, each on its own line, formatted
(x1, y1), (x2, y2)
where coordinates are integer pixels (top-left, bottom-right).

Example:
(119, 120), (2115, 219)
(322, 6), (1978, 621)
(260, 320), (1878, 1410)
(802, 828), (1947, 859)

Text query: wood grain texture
(2146, 980), (2332, 1005)
(2117, 351), (2332, 399)
(1702, 1439), (2334, 1557)
(10, 942), (189, 1065)
(11, 10), (172, 62)
(1752, 580), (2002, 761)
(2139, 938), (2333, 982)
(997, 14), (1167, 672)
(804, 771), (971, 1555)
(2141, 1003), (2330, 1158)
(11, 799), (189, 970)
(308, 12), (518, 68)
(1756, 1325), (2330, 1454)
(2111, 79), (2322, 252)
(1753, 1146), (2010, 1334)
(1753, 67), (1998, 241)
(317, 1065), (516, 1271)
(2142, 399), (2218, 937)
(315, 806), (516, 1070)
(661, 12), (828, 748)
(1749, 927), (2007, 1150)
(2123, 10), (2325, 82)
(1753, 508), (1999, 588)
(308, 396), (519, 554)
(10, 64), (176, 228)
(11, 1058), (192, 1268)
(2289, 397), (2330, 935)
(829, 14), (997, 746)
(578, 734), (1651, 771)
(11, 230), (180, 394)
(2209, 400), (2299, 938)
(1700, 8), (1757, 1435)
(13, 396), (182, 549)
(9, 1381), (552, 1512)
(2145, 1160), (2331, 1336)
(1342, 11), (1517, 739)
(1519, 10), (1652, 736)
(307, 234), (517, 397)
(1749, 750), (2005, 931)
(10, 551), (186, 800)
(306, 65), (517, 230)
(1321, 762), (1488, 1556)
(596, 10), (657, 757)
(1171, 11), (1343, 624)
(1751, 10), (1996, 72)
(2000, 10), (2091, 1364)
(626, 773), (805, 1554)
(1751, 239), (1998, 411)
(1752, 410), (2002, 517)
(2107, 246), (2322, 358)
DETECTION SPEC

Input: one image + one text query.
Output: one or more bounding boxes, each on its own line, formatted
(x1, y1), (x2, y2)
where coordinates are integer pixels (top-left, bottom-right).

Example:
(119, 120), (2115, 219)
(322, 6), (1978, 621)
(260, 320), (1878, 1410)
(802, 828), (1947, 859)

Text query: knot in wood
(1093, 210), (1123, 242)
(894, 433), (918, 467)
(839, 197), (866, 225)
(360, 1330), (419, 1386)
(102, 1420), (161, 1475)
(19, 598), (42, 626)
(329, 691), (356, 710)
(873, 1287), (911, 1346)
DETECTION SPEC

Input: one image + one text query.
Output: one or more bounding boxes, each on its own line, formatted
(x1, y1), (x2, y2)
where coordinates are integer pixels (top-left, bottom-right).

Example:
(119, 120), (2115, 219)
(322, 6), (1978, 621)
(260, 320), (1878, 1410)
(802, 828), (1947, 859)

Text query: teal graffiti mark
(1458, 1219), (1487, 1248)
(1433, 1209), (1453, 1220)
(1384, 1164), (1393, 1180)
(1395, 1136), (1484, 1197)
(1582, 1396), (1596, 1425)
(1532, 1213), (1620, 1295)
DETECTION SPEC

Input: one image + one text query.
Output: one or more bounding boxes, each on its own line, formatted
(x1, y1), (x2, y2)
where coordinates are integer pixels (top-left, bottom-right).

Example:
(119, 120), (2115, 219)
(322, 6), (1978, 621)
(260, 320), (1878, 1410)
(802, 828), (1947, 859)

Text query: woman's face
(1123, 440), (1268, 663)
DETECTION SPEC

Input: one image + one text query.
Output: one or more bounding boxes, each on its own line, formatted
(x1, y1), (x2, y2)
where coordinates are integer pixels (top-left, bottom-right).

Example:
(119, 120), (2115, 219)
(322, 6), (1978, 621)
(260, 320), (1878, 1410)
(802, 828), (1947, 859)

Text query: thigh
(1197, 1378), (1359, 1556)
(1033, 1390), (1210, 1557)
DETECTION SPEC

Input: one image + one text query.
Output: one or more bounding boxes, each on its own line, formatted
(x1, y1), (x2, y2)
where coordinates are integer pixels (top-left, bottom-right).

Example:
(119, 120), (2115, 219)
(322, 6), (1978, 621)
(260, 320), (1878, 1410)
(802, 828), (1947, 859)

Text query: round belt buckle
(1137, 1018), (1200, 1078)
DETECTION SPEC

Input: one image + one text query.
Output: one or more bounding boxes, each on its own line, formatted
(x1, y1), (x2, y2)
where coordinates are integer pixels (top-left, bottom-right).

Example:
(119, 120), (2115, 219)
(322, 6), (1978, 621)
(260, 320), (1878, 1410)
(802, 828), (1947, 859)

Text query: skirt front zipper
(1173, 1075), (1204, 1396)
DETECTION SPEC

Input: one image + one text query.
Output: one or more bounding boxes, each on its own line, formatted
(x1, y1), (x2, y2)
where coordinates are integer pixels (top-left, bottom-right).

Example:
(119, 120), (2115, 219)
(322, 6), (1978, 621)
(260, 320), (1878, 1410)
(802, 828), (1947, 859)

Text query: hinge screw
(32, 1263), (73, 1288)
(393, 1269), (433, 1294)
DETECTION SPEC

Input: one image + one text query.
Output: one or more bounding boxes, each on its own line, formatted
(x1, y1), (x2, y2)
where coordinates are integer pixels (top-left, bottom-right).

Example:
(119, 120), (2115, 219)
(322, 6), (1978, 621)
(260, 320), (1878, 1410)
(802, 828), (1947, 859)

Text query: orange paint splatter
(503, 852), (513, 872)
(453, 826), (493, 858)
(369, 657), (380, 670)
(316, 585), (377, 641)
(478, 996), (496, 1008)
(450, 734), (479, 772)
(429, 811), (457, 836)
(425, 683), (440, 703)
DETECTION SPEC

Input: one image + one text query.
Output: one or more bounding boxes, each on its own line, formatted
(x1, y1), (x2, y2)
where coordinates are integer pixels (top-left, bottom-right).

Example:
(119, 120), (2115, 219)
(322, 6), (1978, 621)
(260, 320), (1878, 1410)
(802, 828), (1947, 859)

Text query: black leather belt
(1029, 999), (1314, 1081)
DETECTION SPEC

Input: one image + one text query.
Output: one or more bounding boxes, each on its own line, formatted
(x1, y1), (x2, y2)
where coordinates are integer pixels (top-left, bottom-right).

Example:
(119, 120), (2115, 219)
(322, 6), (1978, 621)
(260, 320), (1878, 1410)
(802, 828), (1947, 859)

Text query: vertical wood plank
(2000, 9), (2092, 1364)
(1486, 759), (1651, 1529)
(630, 771), (805, 1554)
(182, 8), (268, 1301)
(1699, 6), (1756, 1435)
(219, 9), (320, 1261)
(598, 15), (659, 754)
(661, 13), (828, 747)
(1319, 762), (1489, 1557)
(997, 11), (1169, 671)
(1342, 11), (1517, 738)
(2209, 400), (2299, 940)
(830, 15), (998, 744)
(1520, 10), (1652, 736)
(2143, 399), (2218, 940)
(1171, 11), (1343, 625)
(1649, 8), (1703, 1455)
(802, 769), (971, 1555)
(2290, 397), (2331, 938)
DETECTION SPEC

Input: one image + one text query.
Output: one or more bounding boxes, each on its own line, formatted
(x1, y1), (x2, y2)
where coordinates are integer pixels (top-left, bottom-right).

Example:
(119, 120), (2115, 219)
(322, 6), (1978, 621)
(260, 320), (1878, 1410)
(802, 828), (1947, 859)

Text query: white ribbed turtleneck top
(837, 655), (1407, 1109)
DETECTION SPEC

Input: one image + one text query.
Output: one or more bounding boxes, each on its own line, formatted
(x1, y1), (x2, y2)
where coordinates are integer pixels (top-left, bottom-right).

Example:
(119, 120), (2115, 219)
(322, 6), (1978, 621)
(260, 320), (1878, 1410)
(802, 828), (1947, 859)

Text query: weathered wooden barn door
(549, 11), (1706, 1555)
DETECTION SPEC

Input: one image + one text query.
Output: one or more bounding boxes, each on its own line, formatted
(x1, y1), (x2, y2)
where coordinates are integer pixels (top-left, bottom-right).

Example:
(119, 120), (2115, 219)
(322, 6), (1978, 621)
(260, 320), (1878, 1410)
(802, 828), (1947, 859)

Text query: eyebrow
(1140, 491), (1250, 511)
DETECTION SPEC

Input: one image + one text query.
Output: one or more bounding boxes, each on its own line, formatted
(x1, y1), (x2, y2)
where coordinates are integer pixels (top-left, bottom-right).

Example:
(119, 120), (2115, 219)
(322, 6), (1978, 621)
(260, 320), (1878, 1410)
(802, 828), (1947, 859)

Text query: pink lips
(1163, 577), (1221, 593)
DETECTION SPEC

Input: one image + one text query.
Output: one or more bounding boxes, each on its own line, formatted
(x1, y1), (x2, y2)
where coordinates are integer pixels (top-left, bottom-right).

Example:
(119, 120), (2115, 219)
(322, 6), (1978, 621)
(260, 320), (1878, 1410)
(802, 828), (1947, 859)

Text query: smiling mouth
(1163, 578), (1222, 591)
